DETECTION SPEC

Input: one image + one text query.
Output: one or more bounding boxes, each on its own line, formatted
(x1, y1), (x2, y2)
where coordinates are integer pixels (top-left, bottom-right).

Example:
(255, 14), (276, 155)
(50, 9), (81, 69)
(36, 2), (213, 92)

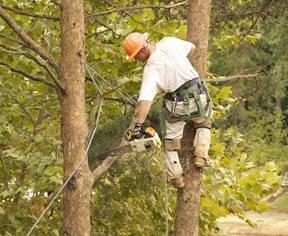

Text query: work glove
(125, 123), (145, 141)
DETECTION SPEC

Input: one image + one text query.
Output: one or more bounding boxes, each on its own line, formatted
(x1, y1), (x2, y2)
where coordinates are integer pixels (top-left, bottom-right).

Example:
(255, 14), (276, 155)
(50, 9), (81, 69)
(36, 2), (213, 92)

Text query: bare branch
(206, 74), (259, 83)
(87, 0), (188, 19)
(0, 60), (58, 90)
(0, 4), (59, 21)
(0, 7), (59, 70)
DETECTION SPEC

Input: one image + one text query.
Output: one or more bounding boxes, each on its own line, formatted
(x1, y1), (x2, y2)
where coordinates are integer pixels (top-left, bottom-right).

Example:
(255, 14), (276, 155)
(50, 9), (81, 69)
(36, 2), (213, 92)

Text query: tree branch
(0, 44), (63, 90)
(0, 4), (59, 21)
(102, 0), (145, 28)
(92, 145), (131, 184)
(0, 43), (22, 54)
(238, 0), (273, 44)
(8, 93), (35, 125)
(0, 7), (59, 70)
(86, 18), (121, 39)
(206, 73), (259, 83)
(103, 97), (135, 105)
(0, 60), (58, 90)
(87, 0), (188, 19)
(25, 54), (62, 90)
(0, 33), (24, 46)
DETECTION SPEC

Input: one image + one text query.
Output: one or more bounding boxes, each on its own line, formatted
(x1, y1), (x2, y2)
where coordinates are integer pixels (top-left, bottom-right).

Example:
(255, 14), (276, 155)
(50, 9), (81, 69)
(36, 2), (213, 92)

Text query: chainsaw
(127, 127), (162, 152)
(95, 127), (162, 161)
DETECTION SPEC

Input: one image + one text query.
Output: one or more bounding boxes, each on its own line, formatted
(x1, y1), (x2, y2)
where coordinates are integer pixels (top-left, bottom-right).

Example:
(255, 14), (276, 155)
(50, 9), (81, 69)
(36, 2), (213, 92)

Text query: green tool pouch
(163, 78), (212, 123)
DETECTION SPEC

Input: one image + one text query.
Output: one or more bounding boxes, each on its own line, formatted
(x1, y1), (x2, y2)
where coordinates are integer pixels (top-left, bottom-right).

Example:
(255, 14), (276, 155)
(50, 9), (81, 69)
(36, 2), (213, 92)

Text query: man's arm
(134, 100), (152, 124)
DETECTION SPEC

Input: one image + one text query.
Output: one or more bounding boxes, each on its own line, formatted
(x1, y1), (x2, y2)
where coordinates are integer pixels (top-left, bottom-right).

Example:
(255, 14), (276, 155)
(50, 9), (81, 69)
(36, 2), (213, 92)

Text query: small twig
(237, 74), (260, 101)
(94, 18), (121, 38)
(0, 43), (62, 90)
(0, 7), (59, 70)
(0, 33), (23, 46)
(0, 60), (59, 90)
(103, 97), (134, 105)
(0, 156), (9, 190)
(1, 85), (36, 126)
(102, 84), (124, 96)
(34, 88), (50, 136)
(0, 4), (59, 21)
(102, 0), (145, 27)
(13, 164), (27, 203)
(24, 53), (62, 90)
(238, 0), (273, 44)
(9, 94), (36, 125)
(87, 0), (188, 19)
(50, 0), (61, 7)
(86, 28), (110, 39)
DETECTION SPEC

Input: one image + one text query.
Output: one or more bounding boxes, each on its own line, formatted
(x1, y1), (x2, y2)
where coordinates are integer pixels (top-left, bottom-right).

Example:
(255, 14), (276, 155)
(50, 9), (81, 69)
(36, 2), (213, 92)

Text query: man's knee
(164, 139), (181, 151)
(193, 117), (212, 129)
(164, 139), (183, 179)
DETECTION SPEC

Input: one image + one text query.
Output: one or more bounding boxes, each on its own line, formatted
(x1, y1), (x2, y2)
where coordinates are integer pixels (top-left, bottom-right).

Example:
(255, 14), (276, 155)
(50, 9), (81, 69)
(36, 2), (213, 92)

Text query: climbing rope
(86, 64), (135, 106)
(162, 153), (169, 236)
(26, 95), (104, 235)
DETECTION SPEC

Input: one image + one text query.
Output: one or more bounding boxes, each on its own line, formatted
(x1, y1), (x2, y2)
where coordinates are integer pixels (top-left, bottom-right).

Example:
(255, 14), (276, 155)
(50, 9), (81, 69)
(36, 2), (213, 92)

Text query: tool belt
(163, 78), (212, 123)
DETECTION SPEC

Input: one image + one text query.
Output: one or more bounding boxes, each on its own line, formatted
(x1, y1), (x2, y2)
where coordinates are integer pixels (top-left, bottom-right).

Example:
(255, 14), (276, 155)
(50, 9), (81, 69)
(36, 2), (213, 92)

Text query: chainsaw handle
(144, 127), (156, 137)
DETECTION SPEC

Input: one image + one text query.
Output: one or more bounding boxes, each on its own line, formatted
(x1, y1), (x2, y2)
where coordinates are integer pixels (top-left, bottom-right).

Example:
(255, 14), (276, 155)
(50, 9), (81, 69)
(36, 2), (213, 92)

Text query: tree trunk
(59, 0), (92, 235)
(186, 0), (212, 79)
(174, 0), (212, 235)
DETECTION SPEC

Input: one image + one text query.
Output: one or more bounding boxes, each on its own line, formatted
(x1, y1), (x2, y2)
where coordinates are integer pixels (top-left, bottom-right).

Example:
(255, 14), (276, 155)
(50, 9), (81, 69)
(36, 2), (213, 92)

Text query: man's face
(134, 48), (148, 62)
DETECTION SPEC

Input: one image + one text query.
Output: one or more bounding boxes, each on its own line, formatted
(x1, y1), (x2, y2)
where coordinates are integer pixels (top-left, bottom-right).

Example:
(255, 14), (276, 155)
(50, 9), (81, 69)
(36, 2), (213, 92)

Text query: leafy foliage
(0, 0), (287, 235)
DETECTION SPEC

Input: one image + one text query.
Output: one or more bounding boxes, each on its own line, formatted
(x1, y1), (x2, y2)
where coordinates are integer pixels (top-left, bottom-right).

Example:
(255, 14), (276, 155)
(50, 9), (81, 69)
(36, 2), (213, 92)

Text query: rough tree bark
(174, 0), (212, 235)
(59, 0), (92, 235)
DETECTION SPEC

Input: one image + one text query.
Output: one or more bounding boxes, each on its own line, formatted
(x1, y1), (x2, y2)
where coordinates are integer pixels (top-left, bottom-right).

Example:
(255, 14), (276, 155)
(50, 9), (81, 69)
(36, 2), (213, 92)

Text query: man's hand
(125, 123), (145, 141)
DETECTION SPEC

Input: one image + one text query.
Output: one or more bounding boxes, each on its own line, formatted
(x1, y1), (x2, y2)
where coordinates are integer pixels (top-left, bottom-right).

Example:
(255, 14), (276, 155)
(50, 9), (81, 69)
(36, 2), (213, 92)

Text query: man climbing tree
(123, 32), (212, 189)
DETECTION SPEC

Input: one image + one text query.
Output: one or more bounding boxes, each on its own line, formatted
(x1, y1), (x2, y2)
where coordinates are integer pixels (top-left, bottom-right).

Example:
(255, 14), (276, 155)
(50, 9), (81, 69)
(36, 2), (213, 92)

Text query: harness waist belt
(165, 78), (203, 101)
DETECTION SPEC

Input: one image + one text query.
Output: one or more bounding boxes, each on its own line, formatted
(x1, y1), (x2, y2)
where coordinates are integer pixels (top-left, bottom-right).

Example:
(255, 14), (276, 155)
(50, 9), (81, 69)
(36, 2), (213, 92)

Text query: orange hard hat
(123, 32), (148, 60)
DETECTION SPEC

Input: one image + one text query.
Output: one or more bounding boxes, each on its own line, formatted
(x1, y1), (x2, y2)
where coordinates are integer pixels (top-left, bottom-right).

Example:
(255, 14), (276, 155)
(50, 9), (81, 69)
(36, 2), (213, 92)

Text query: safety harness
(163, 78), (212, 123)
